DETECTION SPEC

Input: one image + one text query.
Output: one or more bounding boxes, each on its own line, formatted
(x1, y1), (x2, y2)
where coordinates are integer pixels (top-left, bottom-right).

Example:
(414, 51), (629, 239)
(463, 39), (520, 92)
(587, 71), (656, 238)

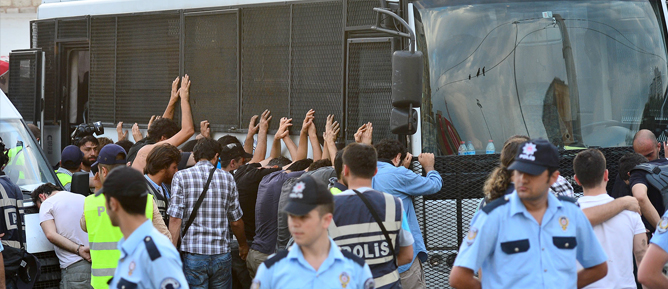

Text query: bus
(7, 0), (668, 287)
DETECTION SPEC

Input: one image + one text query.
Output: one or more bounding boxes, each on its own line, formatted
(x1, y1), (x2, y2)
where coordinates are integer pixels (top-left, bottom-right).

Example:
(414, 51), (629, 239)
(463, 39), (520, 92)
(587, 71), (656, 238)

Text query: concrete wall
(0, 0), (40, 56)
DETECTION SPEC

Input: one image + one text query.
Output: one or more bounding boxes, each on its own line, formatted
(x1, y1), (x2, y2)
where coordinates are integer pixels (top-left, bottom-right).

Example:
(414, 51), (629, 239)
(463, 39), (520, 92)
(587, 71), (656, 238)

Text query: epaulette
(341, 250), (365, 266)
(263, 250), (289, 269)
(143, 236), (161, 261)
(557, 196), (579, 207)
(482, 196), (510, 214)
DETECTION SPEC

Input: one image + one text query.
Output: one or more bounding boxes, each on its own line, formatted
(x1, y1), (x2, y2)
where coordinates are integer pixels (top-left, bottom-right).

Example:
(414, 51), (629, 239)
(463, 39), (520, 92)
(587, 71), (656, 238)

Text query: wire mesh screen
(115, 14), (180, 124)
(185, 12), (239, 131)
(89, 17), (116, 123)
(290, 1), (344, 133)
(241, 6), (290, 131)
(346, 39), (393, 143)
(34, 20), (57, 123)
(57, 19), (88, 40)
(419, 146), (634, 287)
(346, 0), (379, 27)
(7, 55), (37, 122)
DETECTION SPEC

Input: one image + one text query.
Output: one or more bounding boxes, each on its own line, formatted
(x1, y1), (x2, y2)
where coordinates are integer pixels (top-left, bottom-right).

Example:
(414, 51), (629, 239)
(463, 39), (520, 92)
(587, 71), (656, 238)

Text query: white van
(1, 90), (63, 287)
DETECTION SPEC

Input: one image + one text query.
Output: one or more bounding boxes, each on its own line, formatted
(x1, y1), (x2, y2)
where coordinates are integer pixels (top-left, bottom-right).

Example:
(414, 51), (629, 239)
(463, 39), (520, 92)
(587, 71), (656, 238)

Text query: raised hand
(325, 114), (339, 143)
(276, 117), (293, 139)
(361, 122), (373, 145)
(170, 76), (180, 102)
(354, 123), (367, 143)
(248, 115), (259, 135)
(179, 74), (191, 102)
(198, 120), (210, 139)
(301, 109), (315, 135)
(131, 123), (143, 142)
(116, 122), (128, 141)
(259, 109), (272, 133)
(147, 115), (158, 130)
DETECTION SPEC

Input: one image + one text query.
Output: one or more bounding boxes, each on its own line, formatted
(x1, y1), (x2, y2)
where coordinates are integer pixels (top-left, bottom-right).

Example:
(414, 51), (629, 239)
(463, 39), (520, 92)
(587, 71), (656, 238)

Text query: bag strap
(351, 189), (397, 262)
(181, 167), (217, 238)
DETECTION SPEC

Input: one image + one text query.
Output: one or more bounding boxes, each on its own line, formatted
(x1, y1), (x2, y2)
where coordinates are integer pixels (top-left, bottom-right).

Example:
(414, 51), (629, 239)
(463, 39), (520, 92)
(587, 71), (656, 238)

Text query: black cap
(91, 144), (127, 169)
(282, 175), (333, 216)
(95, 166), (149, 197)
(508, 139), (560, 176)
(61, 145), (83, 169)
(220, 142), (253, 161)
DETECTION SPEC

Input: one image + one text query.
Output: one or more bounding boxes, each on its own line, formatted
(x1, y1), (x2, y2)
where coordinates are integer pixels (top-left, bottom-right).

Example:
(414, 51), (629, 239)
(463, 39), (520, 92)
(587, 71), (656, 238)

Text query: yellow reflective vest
(83, 194), (153, 289)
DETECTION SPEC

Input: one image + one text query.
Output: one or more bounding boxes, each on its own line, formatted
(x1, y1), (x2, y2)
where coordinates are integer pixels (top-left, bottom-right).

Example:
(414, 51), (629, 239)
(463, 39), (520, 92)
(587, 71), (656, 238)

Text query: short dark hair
(334, 150), (344, 179)
(27, 124), (40, 140)
(268, 156), (292, 167)
(573, 149), (606, 189)
(144, 144), (181, 175)
(105, 195), (147, 215)
(193, 138), (221, 161)
(286, 159), (314, 172)
(147, 118), (179, 142)
(115, 140), (134, 154)
(308, 159), (332, 171)
(619, 152), (648, 181)
(180, 140), (198, 153)
(316, 203), (334, 217)
(78, 135), (99, 147)
(375, 139), (406, 162)
(220, 157), (241, 168)
(31, 183), (59, 204)
(217, 135), (241, 147)
(342, 143), (377, 179)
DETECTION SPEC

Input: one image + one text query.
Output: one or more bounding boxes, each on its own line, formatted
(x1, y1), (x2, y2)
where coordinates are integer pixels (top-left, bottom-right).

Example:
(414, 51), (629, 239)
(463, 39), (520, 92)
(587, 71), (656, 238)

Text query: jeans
(184, 252), (232, 289)
(230, 240), (252, 289)
(245, 249), (270, 279)
(60, 260), (93, 289)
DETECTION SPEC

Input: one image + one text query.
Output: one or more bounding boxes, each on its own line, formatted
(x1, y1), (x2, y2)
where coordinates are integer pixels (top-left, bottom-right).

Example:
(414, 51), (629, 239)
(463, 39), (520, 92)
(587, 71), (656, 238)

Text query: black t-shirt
(233, 163), (281, 242)
(629, 158), (668, 230)
(127, 138), (155, 164)
(609, 174), (631, 199)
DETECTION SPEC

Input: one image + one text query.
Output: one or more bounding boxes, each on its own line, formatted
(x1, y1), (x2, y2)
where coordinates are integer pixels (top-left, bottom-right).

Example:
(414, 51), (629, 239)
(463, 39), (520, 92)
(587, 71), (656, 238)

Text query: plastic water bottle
(486, 140), (495, 154)
(458, 141), (467, 155)
(467, 141), (475, 155)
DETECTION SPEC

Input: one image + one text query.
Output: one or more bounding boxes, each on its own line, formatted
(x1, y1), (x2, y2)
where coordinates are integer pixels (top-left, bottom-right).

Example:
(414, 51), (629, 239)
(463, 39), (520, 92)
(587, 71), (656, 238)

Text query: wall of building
(0, 0), (40, 56)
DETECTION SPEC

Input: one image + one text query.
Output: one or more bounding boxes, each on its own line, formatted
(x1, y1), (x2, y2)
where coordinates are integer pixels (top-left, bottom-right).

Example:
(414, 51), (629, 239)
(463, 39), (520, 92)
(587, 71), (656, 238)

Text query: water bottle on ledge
(467, 141), (475, 155)
(458, 141), (467, 155)
(486, 140), (495, 154)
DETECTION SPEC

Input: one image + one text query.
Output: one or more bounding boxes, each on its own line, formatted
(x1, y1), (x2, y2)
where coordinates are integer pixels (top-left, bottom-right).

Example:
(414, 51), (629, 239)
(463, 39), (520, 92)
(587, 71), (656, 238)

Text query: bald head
(633, 129), (660, 161)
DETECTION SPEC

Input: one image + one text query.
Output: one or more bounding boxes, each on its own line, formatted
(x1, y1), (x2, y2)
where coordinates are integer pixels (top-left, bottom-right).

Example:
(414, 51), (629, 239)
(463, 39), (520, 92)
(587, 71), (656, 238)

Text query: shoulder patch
(143, 236), (161, 261)
(557, 196), (579, 206)
(481, 196), (510, 214)
(263, 250), (289, 269)
(341, 250), (365, 266)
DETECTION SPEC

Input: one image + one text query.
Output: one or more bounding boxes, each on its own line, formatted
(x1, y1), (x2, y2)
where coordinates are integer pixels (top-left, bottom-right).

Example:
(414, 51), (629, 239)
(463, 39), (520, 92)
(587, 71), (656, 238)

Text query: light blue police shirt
(453, 191), (607, 289)
(109, 220), (188, 289)
(650, 210), (668, 252)
(252, 237), (375, 289)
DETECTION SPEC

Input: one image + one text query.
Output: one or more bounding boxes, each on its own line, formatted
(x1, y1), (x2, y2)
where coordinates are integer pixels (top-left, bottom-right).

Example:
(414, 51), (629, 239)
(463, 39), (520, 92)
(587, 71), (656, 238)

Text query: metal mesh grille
(420, 146), (634, 287)
(34, 21), (56, 123)
(89, 17), (116, 123)
(185, 12), (239, 130)
(241, 6), (290, 130)
(290, 1), (344, 133)
(115, 14), (180, 124)
(7, 55), (37, 122)
(34, 251), (61, 288)
(346, 0), (378, 27)
(57, 19), (88, 40)
(346, 39), (393, 143)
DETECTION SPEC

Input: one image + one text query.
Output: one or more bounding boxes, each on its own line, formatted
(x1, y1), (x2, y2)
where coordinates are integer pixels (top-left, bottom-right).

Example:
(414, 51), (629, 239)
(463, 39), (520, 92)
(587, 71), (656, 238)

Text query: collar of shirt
(288, 237), (344, 274)
(56, 167), (73, 176)
(508, 190), (562, 225)
(195, 160), (215, 169)
(144, 174), (169, 199)
(118, 220), (153, 260)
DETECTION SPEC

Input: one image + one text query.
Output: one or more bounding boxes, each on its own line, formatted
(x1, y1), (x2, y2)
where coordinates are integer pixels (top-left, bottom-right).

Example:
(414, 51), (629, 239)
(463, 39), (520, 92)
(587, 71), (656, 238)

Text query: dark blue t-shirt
(629, 158), (668, 231)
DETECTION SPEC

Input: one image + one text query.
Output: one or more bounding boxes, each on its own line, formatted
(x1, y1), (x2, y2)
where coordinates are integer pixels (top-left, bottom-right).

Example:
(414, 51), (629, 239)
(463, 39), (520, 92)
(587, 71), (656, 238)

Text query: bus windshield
(0, 119), (59, 194)
(415, 0), (668, 154)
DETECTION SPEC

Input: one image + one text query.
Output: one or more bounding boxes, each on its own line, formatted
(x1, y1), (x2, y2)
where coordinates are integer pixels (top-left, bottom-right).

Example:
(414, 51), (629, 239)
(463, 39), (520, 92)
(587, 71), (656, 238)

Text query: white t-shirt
(577, 193), (646, 289)
(39, 191), (89, 268)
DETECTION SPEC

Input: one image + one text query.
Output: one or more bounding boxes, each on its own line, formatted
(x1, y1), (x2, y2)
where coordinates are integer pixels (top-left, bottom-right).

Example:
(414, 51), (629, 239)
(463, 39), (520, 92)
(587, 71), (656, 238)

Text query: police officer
(252, 175), (374, 289)
(449, 139), (608, 289)
(638, 209), (668, 287)
(102, 167), (187, 289)
(56, 145), (84, 191)
(0, 137), (24, 288)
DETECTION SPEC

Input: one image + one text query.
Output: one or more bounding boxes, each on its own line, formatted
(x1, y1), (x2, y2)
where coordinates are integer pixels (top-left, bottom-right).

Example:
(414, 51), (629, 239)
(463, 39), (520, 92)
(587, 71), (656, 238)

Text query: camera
(71, 121), (104, 145)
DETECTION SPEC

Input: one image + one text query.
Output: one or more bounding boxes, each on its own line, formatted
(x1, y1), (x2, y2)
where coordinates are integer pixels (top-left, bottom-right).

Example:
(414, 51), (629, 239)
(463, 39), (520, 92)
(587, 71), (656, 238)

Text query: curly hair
(483, 135), (530, 202)
(147, 118), (179, 142)
(374, 139), (406, 163)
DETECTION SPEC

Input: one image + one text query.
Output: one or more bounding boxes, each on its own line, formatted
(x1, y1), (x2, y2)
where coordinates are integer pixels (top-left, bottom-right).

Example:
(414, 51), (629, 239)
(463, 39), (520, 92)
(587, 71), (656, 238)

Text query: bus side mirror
(71, 172), (90, 196)
(390, 50), (423, 135)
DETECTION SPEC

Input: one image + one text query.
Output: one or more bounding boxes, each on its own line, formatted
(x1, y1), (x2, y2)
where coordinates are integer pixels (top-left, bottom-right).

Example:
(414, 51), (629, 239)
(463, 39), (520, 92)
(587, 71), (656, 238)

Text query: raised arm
(196, 120), (210, 140)
(251, 110), (272, 164)
(163, 76), (180, 120)
(131, 123), (143, 142)
(582, 196), (640, 226)
(633, 183), (661, 230)
(245, 114), (260, 154)
(322, 114), (339, 161)
(269, 117), (291, 160)
(159, 75), (195, 147)
(116, 122), (128, 141)
(308, 115), (322, 161)
(297, 109), (315, 160)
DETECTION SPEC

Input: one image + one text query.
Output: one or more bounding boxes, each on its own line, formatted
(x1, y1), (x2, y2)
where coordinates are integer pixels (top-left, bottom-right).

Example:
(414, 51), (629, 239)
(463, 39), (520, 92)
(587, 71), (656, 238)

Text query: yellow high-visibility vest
(55, 171), (72, 189)
(83, 194), (153, 289)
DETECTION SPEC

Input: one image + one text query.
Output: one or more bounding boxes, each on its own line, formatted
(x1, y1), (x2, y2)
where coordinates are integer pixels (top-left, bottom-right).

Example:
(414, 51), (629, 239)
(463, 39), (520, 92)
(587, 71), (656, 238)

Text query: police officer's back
(101, 167), (187, 289)
(449, 139), (608, 289)
(0, 138), (24, 250)
(253, 175), (374, 289)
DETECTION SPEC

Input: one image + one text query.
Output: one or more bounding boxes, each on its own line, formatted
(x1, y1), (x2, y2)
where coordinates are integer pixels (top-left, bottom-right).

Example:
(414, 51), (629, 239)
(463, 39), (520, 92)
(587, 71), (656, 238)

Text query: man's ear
(343, 165), (350, 177)
(603, 169), (609, 182)
(573, 174), (582, 186)
(39, 193), (47, 202)
(393, 153), (401, 166)
(322, 213), (333, 228)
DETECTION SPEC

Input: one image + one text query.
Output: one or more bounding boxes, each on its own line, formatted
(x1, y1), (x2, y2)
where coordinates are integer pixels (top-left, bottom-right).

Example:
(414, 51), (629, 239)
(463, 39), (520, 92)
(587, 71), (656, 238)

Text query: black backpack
(631, 163), (668, 210)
